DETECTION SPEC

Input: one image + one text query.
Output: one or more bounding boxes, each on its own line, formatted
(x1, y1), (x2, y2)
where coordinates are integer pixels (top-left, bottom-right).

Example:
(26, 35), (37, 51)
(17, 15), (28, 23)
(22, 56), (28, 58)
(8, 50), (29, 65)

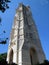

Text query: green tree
(0, 53), (7, 61)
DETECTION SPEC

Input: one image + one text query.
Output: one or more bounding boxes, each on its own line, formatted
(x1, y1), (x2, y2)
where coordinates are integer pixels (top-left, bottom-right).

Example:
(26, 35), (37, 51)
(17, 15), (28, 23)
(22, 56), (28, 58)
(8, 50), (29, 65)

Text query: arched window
(9, 49), (13, 64)
(30, 48), (38, 65)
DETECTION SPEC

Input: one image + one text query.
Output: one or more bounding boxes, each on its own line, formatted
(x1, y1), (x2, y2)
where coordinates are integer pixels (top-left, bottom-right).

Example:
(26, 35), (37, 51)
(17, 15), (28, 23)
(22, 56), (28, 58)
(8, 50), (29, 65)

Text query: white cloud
(40, 0), (49, 5)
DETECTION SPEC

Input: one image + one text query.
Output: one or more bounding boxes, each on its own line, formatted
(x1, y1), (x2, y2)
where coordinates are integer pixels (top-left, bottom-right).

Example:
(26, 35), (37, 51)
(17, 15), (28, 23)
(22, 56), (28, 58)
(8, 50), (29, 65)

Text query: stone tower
(7, 3), (46, 65)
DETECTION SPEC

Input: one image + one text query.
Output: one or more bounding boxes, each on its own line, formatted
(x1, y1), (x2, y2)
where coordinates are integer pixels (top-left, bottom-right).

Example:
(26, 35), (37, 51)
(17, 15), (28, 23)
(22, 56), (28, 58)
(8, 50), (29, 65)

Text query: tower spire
(7, 3), (46, 65)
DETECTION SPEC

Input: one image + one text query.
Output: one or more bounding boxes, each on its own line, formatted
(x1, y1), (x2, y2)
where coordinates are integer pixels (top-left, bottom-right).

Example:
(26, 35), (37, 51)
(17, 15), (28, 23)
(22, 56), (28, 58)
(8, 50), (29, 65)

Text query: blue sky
(0, 0), (49, 60)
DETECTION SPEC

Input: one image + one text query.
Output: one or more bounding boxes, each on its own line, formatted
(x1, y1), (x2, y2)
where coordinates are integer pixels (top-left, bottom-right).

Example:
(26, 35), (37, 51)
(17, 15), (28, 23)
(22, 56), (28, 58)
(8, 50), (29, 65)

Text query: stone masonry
(7, 3), (46, 65)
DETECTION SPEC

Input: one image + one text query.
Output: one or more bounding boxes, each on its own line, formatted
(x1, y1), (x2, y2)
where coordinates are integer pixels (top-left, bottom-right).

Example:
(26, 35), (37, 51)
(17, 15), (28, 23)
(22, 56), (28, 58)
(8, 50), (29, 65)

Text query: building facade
(7, 3), (46, 65)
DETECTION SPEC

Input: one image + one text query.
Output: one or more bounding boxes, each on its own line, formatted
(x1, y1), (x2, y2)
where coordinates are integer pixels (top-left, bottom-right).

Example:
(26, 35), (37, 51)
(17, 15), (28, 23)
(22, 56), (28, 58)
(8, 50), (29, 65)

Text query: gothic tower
(7, 3), (46, 65)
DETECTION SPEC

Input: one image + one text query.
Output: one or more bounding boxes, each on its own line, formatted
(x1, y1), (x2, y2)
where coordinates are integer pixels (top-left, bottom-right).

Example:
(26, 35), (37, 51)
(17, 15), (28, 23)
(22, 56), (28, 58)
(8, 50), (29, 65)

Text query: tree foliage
(0, 30), (8, 44)
(0, 0), (10, 44)
(0, 0), (11, 12)
(0, 53), (7, 61)
(36, 60), (49, 65)
(0, 38), (8, 44)
(0, 53), (17, 65)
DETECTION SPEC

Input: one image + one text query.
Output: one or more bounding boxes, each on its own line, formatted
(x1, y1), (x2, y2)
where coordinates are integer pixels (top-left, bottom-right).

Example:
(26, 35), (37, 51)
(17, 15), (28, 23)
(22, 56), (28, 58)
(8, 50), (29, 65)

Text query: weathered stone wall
(7, 3), (46, 65)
